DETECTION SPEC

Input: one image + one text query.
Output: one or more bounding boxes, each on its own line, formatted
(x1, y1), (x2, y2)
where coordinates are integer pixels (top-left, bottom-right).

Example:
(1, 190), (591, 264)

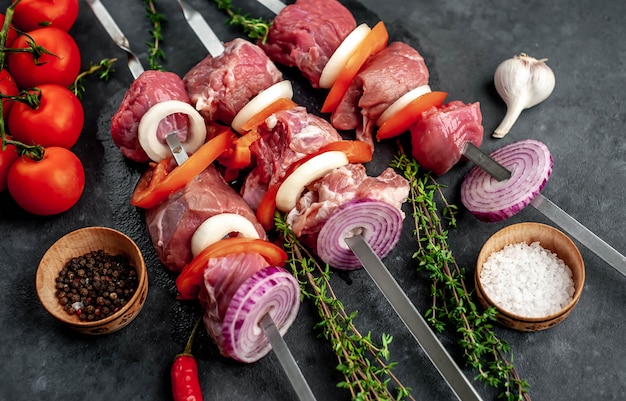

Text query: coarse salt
(480, 241), (575, 318)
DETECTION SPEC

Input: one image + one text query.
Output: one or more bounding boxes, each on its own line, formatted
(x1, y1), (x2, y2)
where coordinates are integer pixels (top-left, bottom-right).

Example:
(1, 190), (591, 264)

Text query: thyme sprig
(390, 153), (530, 401)
(70, 58), (117, 99)
(213, 0), (271, 43)
(275, 215), (414, 401)
(143, 0), (166, 70)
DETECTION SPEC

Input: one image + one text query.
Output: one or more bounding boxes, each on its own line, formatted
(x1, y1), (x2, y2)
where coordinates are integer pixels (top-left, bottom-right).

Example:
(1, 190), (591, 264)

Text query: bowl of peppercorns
(36, 226), (148, 335)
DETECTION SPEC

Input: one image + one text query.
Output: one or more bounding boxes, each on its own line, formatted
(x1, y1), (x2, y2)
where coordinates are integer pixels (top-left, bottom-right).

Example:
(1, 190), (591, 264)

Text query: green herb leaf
(143, 0), (166, 70)
(275, 214), (415, 401)
(70, 58), (117, 99)
(213, 0), (271, 43)
(391, 153), (531, 401)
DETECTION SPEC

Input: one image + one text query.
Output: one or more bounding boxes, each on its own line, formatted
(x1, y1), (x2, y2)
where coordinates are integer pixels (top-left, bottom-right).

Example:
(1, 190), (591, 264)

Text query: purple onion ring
(317, 198), (403, 270)
(461, 139), (553, 222)
(221, 266), (300, 363)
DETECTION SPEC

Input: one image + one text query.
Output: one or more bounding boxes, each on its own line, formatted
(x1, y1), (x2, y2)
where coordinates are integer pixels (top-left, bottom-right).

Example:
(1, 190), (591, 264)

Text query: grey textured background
(1, 0), (624, 400)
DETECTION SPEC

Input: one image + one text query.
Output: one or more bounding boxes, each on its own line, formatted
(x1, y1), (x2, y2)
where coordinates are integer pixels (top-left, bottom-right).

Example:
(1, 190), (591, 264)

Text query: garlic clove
(493, 53), (556, 138)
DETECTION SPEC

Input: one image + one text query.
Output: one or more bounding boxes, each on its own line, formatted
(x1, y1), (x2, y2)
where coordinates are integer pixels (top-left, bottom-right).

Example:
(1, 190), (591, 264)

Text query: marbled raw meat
(111, 70), (190, 163)
(184, 38), (283, 125)
(260, 0), (356, 88)
(145, 165), (266, 272)
(331, 42), (430, 146)
(241, 106), (343, 209)
(410, 100), (484, 176)
(286, 164), (409, 249)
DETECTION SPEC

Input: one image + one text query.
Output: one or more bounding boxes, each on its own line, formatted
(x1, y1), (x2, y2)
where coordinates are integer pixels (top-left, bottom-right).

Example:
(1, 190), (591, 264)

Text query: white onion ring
(190, 213), (261, 257)
(221, 266), (300, 363)
(461, 139), (553, 222)
(275, 151), (349, 212)
(318, 23), (371, 89)
(317, 199), (403, 270)
(231, 80), (294, 134)
(376, 84), (432, 126)
(138, 100), (207, 162)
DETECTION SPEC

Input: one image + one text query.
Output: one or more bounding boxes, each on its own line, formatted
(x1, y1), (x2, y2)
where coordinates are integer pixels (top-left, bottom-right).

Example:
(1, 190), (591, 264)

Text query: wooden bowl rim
(36, 226), (147, 329)
(475, 222), (585, 323)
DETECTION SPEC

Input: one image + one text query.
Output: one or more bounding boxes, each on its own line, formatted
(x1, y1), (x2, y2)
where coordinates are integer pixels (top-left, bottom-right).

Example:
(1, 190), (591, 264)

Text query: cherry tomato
(0, 13), (19, 46)
(7, 147), (85, 215)
(0, 69), (19, 119)
(7, 27), (81, 88)
(8, 84), (84, 149)
(11, 0), (79, 32)
(0, 141), (19, 192)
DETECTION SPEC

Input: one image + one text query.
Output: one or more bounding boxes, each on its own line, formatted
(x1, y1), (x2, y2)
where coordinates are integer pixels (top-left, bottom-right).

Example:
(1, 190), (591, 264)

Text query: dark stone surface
(1, 0), (624, 400)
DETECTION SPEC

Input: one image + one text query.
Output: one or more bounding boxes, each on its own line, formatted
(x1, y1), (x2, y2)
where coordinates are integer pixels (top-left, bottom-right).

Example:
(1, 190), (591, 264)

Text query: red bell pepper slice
(241, 97), (298, 133)
(255, 140), (372, 230)
(321, 21), (389, 114)
(176, 237), (288, 300)
(131, 131), (231, 209)
(318, 140), (373, 164)
(375, 91), (448, 141)
(218, 98), (299, 180)
(256, 184), (280, 231)
(218, 130), (260, 170)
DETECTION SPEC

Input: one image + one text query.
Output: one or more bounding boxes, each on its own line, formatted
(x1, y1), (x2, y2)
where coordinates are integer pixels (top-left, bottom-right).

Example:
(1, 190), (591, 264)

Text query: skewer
(462, 142), (511, 181)
(84, 0), (188, 165)
(257, 0), (286, 14)
(345, 235), (484, 401)
(86, 1), (317, 400)
(84, 0), (143, 80)
(177, 1), (485, 400)
(530, 193), (626, 276)
(175, 1), (317, 400)
(260, 314), (317, 401)
(254, 0), (626, 277)
(177, 0), (225, 57)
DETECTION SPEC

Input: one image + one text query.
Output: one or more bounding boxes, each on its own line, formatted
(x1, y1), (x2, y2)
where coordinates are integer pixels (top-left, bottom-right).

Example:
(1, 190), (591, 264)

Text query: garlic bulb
(493, 53), (556, 138)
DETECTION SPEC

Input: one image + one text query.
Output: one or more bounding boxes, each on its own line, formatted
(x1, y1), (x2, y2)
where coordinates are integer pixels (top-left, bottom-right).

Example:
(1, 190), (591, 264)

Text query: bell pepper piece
(376, 91), (448, 141)
(176, 237), (288, 300)
(241, 97), (298, 133)
(255, 140), (372, 230)
(256, 184), (280, 231)
(319, 140), (373, 164)
(218, 130), (261, 170)
(131, 131), (230, 209)
(321, 21), (389, 114)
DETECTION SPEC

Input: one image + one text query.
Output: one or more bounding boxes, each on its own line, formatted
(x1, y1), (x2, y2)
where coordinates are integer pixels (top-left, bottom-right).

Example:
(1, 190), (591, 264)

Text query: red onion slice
(317, 198), (403, 270)
(221, 266), (300, 363)
(461, 139), (553, 222)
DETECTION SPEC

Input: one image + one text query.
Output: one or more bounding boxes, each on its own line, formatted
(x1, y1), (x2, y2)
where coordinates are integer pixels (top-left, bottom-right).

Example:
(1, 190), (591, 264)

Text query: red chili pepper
(172, 318), (203, 401)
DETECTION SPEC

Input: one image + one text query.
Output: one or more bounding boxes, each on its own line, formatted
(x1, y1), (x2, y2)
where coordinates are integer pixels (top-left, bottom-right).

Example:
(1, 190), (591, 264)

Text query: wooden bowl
(36, 227), (148, 335)
(475, 222), (585, 331)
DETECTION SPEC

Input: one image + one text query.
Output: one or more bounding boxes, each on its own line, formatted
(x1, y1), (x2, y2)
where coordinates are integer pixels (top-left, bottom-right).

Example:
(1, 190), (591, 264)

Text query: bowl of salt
(475, 222), (585, 331)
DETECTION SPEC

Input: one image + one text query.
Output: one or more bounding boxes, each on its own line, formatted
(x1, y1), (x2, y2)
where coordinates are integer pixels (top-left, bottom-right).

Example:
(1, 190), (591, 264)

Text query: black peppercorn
(55, 250), (139, 321)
